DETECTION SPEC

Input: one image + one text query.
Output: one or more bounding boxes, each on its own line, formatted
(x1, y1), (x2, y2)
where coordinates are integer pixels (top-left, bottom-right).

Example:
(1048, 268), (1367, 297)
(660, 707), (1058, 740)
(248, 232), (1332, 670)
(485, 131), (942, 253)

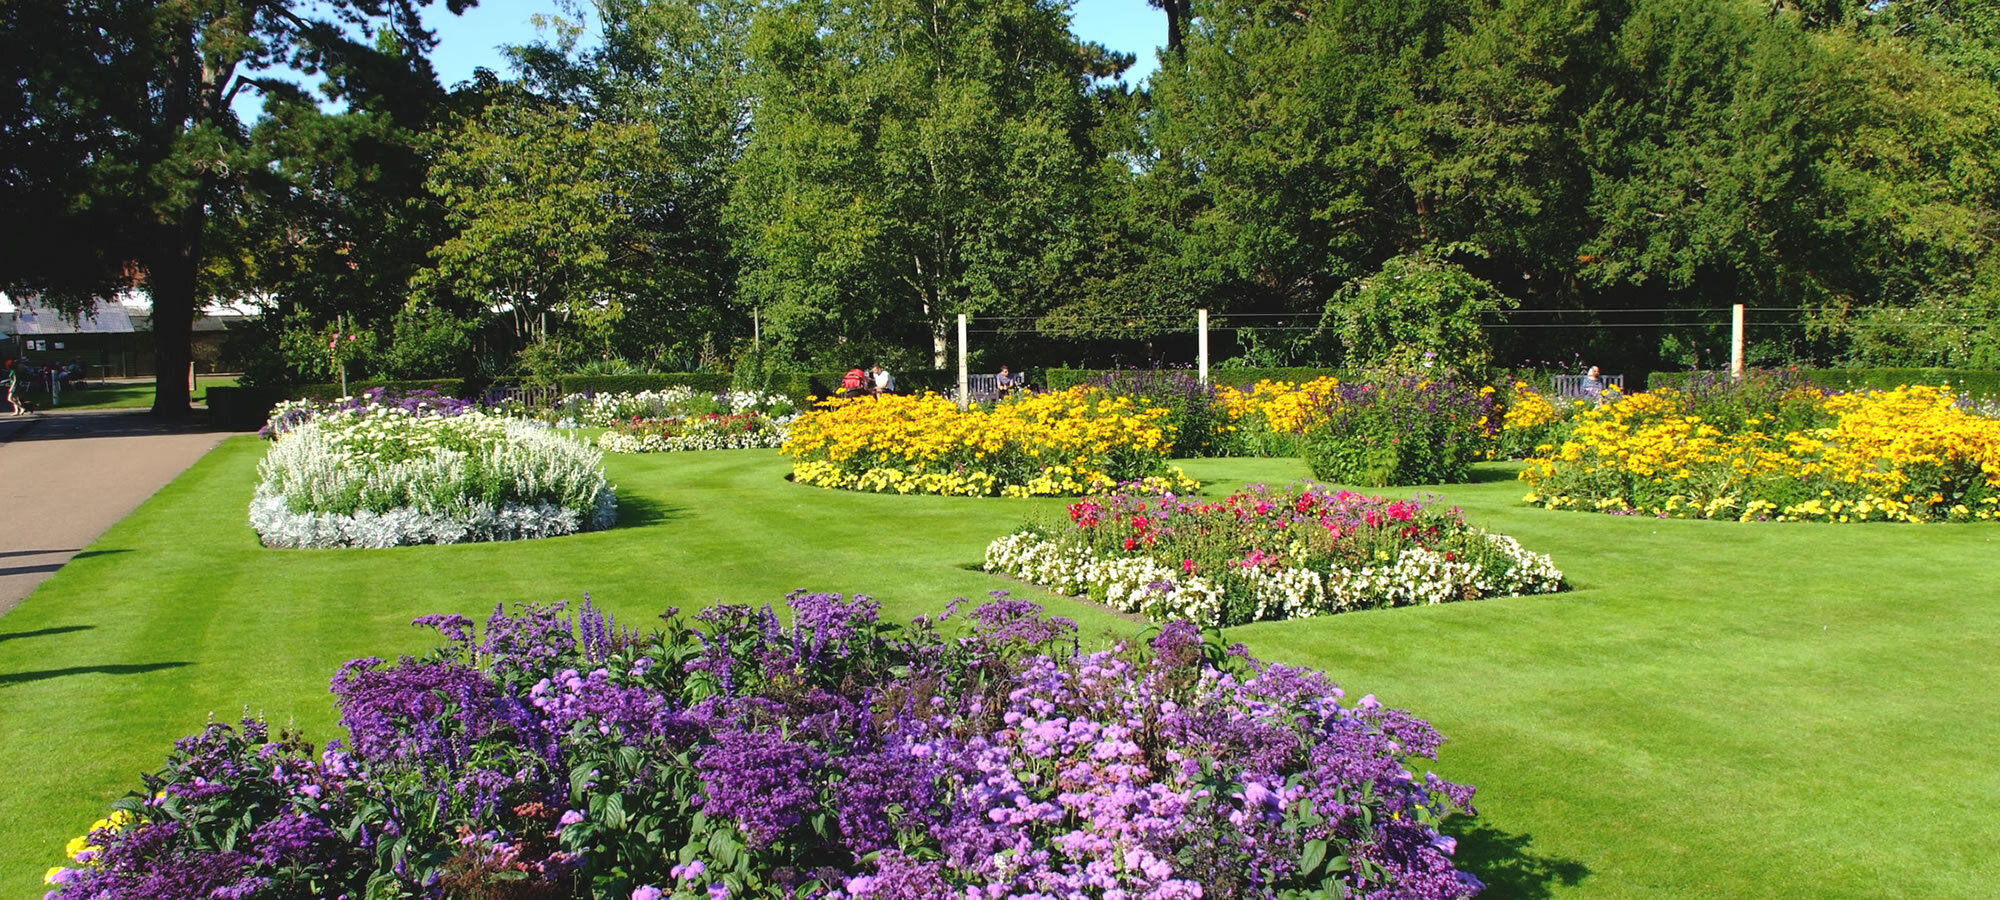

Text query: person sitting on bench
(839, 367), (870, 398)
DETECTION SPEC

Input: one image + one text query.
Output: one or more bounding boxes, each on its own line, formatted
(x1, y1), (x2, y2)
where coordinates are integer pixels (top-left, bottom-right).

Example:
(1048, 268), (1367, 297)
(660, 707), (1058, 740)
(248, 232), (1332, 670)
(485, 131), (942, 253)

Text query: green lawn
(20, 375), (239, 411)
(2, 443), (1997, 896)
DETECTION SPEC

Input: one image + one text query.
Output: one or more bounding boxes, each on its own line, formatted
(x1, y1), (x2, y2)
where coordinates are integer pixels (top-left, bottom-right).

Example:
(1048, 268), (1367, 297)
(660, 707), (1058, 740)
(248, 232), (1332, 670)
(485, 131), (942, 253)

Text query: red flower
(1122, 537), (1137, 551)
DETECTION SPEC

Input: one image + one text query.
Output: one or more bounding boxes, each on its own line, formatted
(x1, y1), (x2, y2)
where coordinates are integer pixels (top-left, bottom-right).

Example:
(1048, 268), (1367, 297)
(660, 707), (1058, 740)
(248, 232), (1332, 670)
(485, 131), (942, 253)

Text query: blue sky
(266, 0), (1166, 112)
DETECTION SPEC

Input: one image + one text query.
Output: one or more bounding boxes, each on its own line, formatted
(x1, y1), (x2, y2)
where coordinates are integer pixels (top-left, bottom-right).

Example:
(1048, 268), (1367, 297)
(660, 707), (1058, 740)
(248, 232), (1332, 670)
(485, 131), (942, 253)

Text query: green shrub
(1301, 376), (1498, 486)
(1331, 254), (1512, 372)
(204, 385), (291, 431)
(1646, 368), (2000, 400)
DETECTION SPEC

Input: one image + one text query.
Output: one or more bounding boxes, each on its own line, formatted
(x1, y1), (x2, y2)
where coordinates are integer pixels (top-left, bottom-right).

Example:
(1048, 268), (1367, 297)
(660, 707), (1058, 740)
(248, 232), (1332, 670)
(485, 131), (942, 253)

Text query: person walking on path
(4, 360), (25, 416)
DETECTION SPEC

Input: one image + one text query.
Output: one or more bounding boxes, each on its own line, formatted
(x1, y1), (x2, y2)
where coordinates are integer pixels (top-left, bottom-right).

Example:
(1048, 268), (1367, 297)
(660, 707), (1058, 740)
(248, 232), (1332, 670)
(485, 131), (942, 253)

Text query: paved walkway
(0, 410), (230, 616)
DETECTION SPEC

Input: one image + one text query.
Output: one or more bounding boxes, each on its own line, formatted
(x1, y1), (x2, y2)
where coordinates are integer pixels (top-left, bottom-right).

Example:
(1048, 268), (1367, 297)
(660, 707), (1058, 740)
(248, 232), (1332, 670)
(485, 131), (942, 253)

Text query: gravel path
(0, 410), (231, 616)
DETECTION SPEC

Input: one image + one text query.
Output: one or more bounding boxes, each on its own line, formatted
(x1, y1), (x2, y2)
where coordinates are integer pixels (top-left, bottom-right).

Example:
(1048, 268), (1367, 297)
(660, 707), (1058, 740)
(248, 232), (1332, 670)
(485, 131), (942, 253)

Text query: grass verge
(0, 445), (1996, 896)
(16, 376), (240, 411)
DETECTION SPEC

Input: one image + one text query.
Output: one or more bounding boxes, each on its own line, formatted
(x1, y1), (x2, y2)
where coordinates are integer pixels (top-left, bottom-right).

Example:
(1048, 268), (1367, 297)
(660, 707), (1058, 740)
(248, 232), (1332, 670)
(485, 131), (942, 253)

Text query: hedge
(554, 373), (733, 396)
(1646, 368), (2000, 398)
(1045, 367), (1351, 391)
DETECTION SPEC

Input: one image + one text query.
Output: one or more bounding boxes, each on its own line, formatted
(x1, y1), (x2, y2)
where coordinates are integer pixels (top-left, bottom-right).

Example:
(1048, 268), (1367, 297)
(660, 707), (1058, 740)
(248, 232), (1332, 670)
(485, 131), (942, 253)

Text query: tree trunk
(1163, 0), (1189, 54)
(147, 209), (200, 418)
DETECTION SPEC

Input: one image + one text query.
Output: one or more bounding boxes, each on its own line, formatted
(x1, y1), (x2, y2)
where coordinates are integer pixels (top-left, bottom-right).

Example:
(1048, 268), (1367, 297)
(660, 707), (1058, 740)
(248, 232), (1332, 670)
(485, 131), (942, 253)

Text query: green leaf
(1300, 838), (1328, 876)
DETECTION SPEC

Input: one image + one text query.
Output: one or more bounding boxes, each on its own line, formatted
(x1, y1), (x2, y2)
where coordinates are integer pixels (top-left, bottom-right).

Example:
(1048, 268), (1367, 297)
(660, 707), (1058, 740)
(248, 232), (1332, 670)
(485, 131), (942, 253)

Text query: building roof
(10, 299), (136, 334)
(0, 309), (252, 337)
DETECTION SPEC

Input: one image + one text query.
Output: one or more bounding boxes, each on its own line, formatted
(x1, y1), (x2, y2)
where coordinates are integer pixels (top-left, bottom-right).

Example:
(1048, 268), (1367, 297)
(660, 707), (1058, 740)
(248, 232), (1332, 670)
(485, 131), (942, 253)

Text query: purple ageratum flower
(478, 600), (580, 680)
(559, 809), (586, 827)
(842, 851), (950, 898)
(1149, 621), (1203, 669)
(833, 745), (942, 855)
(695, 728), (825, 847)
(529, 666), (690, 745)
(47, 823), (266, 900)
(411, 614), (474, 646)
(330, 657), (500, 766)
(631, 887), (664, 900)
(965, 597), (1078, 652)
(786, 590), (881, 664)
(670, 859), (706, 881)
(247, 810), (338, 867)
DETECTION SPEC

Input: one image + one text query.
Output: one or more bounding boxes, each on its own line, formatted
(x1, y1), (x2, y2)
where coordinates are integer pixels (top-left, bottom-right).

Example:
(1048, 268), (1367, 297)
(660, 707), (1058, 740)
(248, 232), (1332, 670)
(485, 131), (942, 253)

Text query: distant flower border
(986, 481), (1563, 625)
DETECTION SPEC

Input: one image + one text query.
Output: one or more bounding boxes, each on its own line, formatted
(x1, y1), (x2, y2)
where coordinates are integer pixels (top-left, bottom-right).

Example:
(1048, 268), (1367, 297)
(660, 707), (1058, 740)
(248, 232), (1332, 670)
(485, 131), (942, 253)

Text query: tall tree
(503, 0), (760, 368)
(730, 0), (1101, 367)
(221, 27), (472, 385)
(1143, 0), (1476, 320)
(414, 87), (688, 369)
(2, 0), (469, 415)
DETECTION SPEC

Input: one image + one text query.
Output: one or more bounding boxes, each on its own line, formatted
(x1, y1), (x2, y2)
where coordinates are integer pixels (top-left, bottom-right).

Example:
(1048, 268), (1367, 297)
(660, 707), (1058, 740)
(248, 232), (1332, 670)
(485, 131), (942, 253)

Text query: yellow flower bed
(1217, 376), (1344, 434)
(781, 388), (1198, 497)
(1521, 384), (2000, 523)
(1501, 381), (1563, 430)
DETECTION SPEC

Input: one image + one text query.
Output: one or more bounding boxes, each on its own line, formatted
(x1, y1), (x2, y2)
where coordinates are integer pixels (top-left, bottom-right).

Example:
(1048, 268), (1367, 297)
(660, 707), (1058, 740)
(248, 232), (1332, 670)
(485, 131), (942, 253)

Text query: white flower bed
(985, 530), (1563, 623)
(251, 408), (615, 549)
(550, 388), (798, 428)
(596, 423), (784, 453)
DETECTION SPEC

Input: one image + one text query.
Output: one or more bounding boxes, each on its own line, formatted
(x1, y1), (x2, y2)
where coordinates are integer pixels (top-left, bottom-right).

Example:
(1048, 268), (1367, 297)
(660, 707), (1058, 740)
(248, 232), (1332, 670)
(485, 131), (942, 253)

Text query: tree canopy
(11, 0), (2000, 397)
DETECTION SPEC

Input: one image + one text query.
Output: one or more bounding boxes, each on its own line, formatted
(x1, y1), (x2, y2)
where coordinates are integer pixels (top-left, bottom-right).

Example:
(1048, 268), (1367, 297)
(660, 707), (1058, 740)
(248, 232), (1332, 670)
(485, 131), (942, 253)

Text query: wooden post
(753, 307), (760, 353)
(1197, 308), (1209, 387)
(1730, 303), (1745, 381)
(957, 313), (969, 410)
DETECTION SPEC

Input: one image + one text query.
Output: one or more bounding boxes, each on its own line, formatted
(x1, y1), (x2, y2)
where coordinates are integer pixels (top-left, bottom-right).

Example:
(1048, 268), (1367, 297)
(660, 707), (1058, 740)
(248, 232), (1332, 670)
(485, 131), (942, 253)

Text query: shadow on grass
(0, 661), (192, 687)
(1462, 467), (1526, 485)
(0, 625), (94, 643)
(615, 494), (687, 528)
(71, 549), (133, 561)
(1454, 821), (1591, 898)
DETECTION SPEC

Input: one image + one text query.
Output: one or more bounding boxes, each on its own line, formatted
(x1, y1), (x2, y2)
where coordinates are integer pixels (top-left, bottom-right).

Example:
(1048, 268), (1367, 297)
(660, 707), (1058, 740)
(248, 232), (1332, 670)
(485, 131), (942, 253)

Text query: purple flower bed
(47, 594), (1481, 899)
(260, 386), (478, 438)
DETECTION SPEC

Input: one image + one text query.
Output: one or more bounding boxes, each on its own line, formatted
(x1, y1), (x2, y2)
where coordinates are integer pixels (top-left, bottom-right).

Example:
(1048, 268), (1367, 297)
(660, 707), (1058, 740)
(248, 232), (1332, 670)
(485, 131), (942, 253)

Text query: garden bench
(966, 372), (1029, 402)
(1551, 373), (1624, 399)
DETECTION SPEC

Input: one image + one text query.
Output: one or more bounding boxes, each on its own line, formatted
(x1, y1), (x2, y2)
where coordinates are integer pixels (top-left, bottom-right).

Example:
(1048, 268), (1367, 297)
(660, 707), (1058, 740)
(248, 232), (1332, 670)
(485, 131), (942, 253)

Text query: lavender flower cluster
(48, 594), (1481, 899)
(260, 386), (478, 439)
